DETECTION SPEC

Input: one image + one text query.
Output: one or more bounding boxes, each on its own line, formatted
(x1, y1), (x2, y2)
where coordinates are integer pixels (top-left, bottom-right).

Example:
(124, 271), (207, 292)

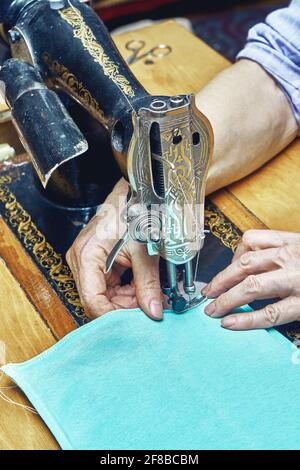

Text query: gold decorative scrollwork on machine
(59, 6), (135, 98)
(204, 202), (241, 252)
(43, 53), (109, 128)
(0, 174), (86, 321)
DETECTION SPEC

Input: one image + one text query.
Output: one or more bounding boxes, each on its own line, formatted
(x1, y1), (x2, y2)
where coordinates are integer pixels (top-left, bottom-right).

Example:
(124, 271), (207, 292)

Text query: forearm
(196, 59), (298, 195)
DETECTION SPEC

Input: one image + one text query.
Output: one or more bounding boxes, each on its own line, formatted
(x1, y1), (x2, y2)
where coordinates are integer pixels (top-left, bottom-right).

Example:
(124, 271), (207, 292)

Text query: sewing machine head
(0, 0), (213, 313)
(120, 94), (212, 312)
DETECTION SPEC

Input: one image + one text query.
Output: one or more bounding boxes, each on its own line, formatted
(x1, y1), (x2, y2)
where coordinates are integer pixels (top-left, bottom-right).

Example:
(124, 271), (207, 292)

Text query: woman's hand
(202, 229), (300, 330)
(66, 178), (163, 321)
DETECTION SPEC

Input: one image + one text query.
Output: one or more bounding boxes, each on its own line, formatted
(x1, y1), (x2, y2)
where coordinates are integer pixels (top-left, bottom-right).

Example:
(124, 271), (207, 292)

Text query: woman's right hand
(66, 178), (164, 321)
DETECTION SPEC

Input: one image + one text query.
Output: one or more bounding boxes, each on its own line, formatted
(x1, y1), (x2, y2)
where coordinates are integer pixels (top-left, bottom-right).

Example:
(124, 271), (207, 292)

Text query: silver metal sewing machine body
(106, 94), (213, 312)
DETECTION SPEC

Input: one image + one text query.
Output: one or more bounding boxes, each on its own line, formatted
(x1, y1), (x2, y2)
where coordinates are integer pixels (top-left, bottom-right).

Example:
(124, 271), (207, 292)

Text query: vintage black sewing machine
(0, 0), (218, 314)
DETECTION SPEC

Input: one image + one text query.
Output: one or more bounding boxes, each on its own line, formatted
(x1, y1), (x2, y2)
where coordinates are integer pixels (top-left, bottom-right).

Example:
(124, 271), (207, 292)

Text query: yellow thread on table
(0, 371), (37, 414)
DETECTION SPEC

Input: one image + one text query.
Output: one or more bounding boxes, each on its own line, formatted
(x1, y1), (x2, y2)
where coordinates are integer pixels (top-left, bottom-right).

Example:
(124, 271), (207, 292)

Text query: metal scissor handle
(125, 39), (172, 65)
(148, 44), (172, 58)
(125, 39), (146, 51)
(125, 39), (146, 64)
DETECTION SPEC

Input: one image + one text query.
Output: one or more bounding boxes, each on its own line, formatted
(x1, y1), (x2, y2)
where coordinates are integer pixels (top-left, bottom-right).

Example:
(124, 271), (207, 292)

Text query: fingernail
(204, 302), (216, 316)
(150, 300), (163, 320)
(202, 283), (210, 295)
(222, 316), (236, 328)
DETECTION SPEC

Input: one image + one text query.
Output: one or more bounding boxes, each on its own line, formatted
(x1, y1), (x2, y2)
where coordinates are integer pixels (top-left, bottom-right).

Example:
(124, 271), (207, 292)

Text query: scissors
(125, 40), (172, 65)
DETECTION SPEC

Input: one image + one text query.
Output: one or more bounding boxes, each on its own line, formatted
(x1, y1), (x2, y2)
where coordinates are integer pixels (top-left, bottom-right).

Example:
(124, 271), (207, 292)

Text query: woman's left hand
(202, 229), (300, 330)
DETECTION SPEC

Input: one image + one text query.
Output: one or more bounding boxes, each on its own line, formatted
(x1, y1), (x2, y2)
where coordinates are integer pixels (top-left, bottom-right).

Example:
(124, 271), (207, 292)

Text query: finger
(205, 269), (295, 318)
(163, 294), (172, 310)
(110, 294), (138, 310)
(69, 257), (114, 317)
(121, 279), (169, 310)
(70, 238), (119, 318)
(130, 243), (163, 321)
(232, 241), (249, 263)
(108, 284), (139, 309)
(203, 247), (285, 298)
(78, 266), (116, 319)
(233, 229), (300, 262)
(66, 248), (80, 287)
(114, 284), (136, 297)
(221, 296), (300, 330)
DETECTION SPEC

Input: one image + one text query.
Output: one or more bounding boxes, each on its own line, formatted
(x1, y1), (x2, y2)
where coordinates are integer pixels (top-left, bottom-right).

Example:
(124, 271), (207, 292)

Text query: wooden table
(0, 20), (299, 450)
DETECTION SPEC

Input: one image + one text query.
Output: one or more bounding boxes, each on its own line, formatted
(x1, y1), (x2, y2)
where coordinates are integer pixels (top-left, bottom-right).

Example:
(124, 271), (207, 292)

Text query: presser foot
(163, 286), (207, 314)
(163, 259), (208, 313)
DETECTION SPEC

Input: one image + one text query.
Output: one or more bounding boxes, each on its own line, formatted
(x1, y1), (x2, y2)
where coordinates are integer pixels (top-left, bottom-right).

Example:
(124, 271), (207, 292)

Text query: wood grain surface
(114, 20), (230, 95)
(228, 141), (300, 232)
(0, 258), (59, 450)
(0, 94), (8, 115)
(0, 219), (78, 340)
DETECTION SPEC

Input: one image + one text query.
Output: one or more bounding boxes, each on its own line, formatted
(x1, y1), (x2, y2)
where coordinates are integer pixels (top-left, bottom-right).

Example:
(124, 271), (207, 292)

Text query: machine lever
(105, 230), (130, 274)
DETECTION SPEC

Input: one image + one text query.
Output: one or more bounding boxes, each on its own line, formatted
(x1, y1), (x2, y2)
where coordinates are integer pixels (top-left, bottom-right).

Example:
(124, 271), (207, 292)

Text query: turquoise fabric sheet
(2, 300), (300, 450)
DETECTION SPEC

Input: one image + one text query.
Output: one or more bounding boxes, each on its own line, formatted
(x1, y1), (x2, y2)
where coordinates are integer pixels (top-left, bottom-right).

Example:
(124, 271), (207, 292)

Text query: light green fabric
(2, 300), (300, 450)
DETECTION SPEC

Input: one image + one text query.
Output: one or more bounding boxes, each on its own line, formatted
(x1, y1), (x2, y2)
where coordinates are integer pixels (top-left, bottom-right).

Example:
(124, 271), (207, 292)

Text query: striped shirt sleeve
(237, 0), (300, 131)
